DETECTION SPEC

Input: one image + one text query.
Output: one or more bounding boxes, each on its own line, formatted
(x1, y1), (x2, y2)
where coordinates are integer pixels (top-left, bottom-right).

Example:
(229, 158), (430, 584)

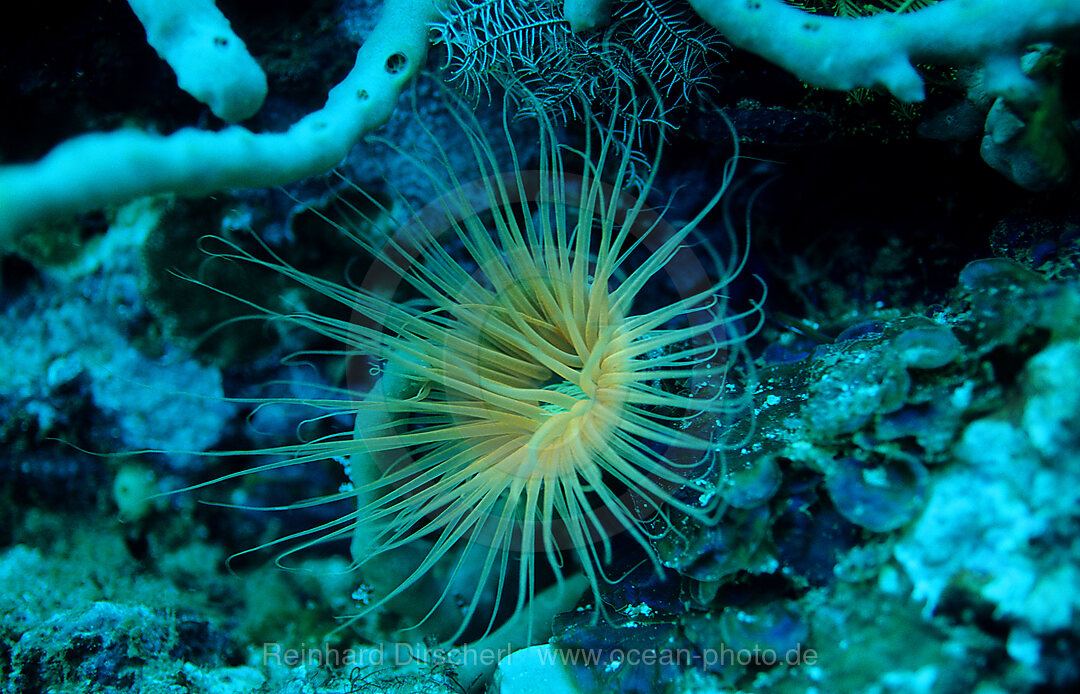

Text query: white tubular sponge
(127, 0), (268, 122)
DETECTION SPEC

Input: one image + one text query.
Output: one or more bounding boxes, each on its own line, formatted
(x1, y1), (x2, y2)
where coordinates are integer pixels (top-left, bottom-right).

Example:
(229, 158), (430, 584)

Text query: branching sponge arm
(127, 0), (267, 123)
(688, 0), (1080, 102)
(0, 0), (442, 245)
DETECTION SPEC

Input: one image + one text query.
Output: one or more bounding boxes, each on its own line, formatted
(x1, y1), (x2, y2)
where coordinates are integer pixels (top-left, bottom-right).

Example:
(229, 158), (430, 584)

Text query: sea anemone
(197, 87), (760, 644)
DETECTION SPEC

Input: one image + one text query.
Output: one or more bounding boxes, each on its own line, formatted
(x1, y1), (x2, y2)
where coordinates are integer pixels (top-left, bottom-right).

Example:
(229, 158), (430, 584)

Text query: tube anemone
(200, 88), (761, 644)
